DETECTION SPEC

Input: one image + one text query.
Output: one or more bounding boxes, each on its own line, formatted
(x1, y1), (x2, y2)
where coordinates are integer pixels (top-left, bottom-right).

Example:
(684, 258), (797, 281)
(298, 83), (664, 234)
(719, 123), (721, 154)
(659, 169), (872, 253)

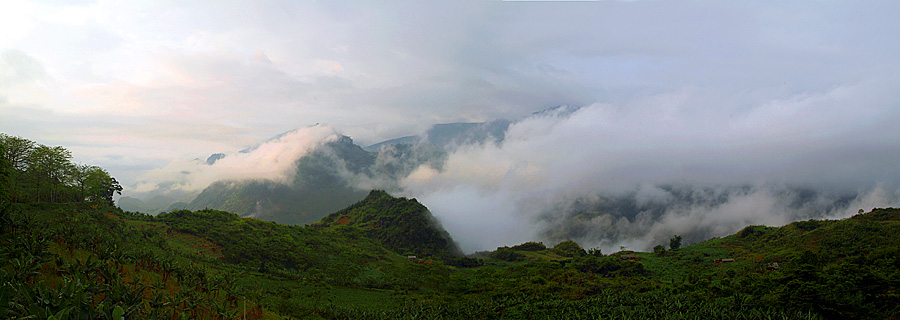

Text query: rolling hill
(4, 190), (900, 319)
(314, 190), (463, 260)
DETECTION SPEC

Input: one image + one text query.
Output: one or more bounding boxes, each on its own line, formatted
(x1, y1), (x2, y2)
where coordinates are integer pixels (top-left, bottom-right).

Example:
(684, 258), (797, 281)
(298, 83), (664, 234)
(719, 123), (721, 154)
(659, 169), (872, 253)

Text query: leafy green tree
(0, 133), (35, 202)
(26, 145), (73, 202)
(669, 235), (682, 250)
(653, 245), (666, 256)
(69, 163), (98, 202)
(85, 167), (122, 206)
(0, 141), (9, 203)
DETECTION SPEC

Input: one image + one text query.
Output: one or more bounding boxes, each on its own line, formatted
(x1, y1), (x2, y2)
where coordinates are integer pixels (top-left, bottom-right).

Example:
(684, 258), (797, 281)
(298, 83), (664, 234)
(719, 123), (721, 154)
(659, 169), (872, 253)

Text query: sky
(2, 1), (900, 251)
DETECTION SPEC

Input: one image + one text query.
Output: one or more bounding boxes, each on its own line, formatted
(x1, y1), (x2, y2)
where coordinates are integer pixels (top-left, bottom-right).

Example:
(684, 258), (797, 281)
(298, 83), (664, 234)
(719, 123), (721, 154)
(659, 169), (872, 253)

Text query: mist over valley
(120, 100), (900, 254)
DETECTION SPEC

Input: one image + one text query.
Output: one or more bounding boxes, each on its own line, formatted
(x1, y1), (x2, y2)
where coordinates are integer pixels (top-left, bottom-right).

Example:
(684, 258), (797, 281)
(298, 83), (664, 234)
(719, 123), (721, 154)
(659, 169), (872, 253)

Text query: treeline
(0, 133), (122, 205)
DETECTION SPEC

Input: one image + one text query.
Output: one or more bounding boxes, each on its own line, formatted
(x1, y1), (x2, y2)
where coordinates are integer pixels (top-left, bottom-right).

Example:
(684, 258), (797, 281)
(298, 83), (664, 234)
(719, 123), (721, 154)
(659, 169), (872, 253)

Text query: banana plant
(12, 283), (77, 320)
(95, 303), (125, 320)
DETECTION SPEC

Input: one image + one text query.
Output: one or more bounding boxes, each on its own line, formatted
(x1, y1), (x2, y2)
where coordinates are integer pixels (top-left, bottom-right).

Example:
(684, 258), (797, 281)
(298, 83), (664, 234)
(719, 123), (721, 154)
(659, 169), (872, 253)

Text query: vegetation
(315, 190), (462, 261)
(0, 133), (121, 206)
(3, 134), (899, 319)
(5, 200), (900, 319)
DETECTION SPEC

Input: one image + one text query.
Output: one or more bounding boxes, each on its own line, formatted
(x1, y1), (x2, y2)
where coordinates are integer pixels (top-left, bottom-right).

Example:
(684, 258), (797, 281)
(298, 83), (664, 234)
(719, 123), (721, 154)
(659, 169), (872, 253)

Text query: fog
(130, 125), (341, 198)
(400, 82), (900, 253)
(121, 79), (900, 254)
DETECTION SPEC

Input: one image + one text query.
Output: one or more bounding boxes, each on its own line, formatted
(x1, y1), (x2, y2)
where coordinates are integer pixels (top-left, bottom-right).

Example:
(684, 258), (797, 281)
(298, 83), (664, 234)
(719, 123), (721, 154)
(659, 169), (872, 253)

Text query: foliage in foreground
(2, 194), (899, 319)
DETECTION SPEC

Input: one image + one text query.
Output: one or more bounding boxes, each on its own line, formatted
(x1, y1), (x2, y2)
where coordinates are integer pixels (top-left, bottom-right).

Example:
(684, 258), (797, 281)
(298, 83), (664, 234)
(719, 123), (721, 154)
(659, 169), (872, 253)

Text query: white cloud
(400, 81), (900, 252)
(132, 124), (340, 195)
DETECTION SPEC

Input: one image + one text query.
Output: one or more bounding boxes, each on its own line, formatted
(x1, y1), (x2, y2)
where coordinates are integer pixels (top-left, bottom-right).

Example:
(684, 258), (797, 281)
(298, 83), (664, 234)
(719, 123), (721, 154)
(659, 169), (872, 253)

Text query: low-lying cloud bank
(125, 79), (900, 255)
(400, 80), (900, 253)
(130, 125), (341, 198)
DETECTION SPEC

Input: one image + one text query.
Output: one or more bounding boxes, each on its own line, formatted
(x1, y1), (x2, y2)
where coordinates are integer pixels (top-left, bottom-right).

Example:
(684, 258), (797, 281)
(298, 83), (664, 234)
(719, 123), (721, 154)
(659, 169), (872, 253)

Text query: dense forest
(1, 134), (899, 319)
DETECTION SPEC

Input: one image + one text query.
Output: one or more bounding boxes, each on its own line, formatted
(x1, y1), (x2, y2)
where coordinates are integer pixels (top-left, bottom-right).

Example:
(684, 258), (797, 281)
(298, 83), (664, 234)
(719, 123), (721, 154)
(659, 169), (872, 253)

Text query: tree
(0, 141), (9, 203)
(27, 145), (73, 202)
(653, 245), (666, 256)
(0, 133), (35, 202)
(70, 163), (97, 202)
(669, 235), (682, 250)
(85, 168), (122, 206)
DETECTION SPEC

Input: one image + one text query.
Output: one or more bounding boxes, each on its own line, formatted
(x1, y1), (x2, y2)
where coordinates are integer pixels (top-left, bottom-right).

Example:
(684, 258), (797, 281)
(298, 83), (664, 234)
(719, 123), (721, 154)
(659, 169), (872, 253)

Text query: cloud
(131, 125), (340, 196)
(0, 49), (54, 105)
(3, 1), (899, 189)
(399, 80), (900, 253)
(537, 185), (887, 254)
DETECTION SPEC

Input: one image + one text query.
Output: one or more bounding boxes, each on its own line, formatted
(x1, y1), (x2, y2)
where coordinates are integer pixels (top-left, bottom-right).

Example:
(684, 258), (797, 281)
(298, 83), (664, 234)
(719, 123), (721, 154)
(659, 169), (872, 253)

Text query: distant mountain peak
(206, 153), (226, 165)
(363, 135), (422, 152)
(531, 104), (581, 118)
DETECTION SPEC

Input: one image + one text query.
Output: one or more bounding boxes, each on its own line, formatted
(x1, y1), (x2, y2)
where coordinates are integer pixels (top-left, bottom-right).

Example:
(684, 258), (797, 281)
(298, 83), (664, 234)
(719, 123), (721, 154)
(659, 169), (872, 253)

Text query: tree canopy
(0, 133), (122, 205)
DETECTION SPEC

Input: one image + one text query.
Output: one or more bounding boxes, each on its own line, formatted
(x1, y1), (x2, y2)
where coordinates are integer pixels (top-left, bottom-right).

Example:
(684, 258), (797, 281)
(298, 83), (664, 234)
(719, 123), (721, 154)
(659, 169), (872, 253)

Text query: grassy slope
(4, 198), (899, 319)
(468, 208), (900, 319)
(1, 202), (453, 319)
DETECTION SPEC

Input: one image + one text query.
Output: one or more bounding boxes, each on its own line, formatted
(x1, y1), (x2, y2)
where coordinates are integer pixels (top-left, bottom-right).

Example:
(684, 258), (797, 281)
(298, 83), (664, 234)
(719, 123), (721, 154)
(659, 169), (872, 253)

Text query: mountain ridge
(313, 190), (463, 260)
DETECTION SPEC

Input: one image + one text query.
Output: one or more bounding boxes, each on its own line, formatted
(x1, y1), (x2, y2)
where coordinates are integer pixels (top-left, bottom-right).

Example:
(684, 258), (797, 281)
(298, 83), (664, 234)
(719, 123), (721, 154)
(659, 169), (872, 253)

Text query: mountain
(314, 190), (462, 260)
(116, 196), (147, 212)
(118, 194), (182, 214)
(425, 120), (509, 149)
(363, 135), (421, 152)
(530, 104), (581, 117)
(133, 109), (563, 223)
(205, 153), (226, 165)
(180, 125), (454, 225)
(186, 136), (375, 225)
(536, 184), (862, 250)
(364, 119), (510, 153)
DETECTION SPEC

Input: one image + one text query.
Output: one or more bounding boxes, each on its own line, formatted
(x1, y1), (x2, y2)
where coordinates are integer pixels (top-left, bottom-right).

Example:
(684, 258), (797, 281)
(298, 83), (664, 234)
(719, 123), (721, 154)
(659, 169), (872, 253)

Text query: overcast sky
(2, 0), (899, 189)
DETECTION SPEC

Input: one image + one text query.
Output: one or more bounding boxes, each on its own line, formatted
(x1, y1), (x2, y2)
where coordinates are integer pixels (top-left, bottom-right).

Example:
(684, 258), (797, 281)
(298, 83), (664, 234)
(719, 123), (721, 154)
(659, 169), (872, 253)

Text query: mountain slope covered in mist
(120, 102), (900, 254)
(181, 134), (446, 225)
(184, 136), (374, 225)
(125, 118), (498, 225)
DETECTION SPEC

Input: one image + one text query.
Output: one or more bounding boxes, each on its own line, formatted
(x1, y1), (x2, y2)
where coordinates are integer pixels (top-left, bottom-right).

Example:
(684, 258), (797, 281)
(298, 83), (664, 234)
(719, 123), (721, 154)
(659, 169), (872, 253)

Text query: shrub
(491, 247), (525, 262)
(553, 240), (586, 257)
(653, 245), (666, 256)
(512, 241), (547, 251)
(792, 220), (822, 231)
(669, 235), (682, 250)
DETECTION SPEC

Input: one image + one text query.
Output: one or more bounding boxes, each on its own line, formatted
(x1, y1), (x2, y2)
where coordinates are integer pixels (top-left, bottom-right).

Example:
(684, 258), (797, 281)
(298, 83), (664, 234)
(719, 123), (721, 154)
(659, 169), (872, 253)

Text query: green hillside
(314, 190), (463, 261)
(3, 134), (899, 319)
(464, 209), (900, 319)
(5, 199), (899, 319)
(0, 201), (456, 319)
